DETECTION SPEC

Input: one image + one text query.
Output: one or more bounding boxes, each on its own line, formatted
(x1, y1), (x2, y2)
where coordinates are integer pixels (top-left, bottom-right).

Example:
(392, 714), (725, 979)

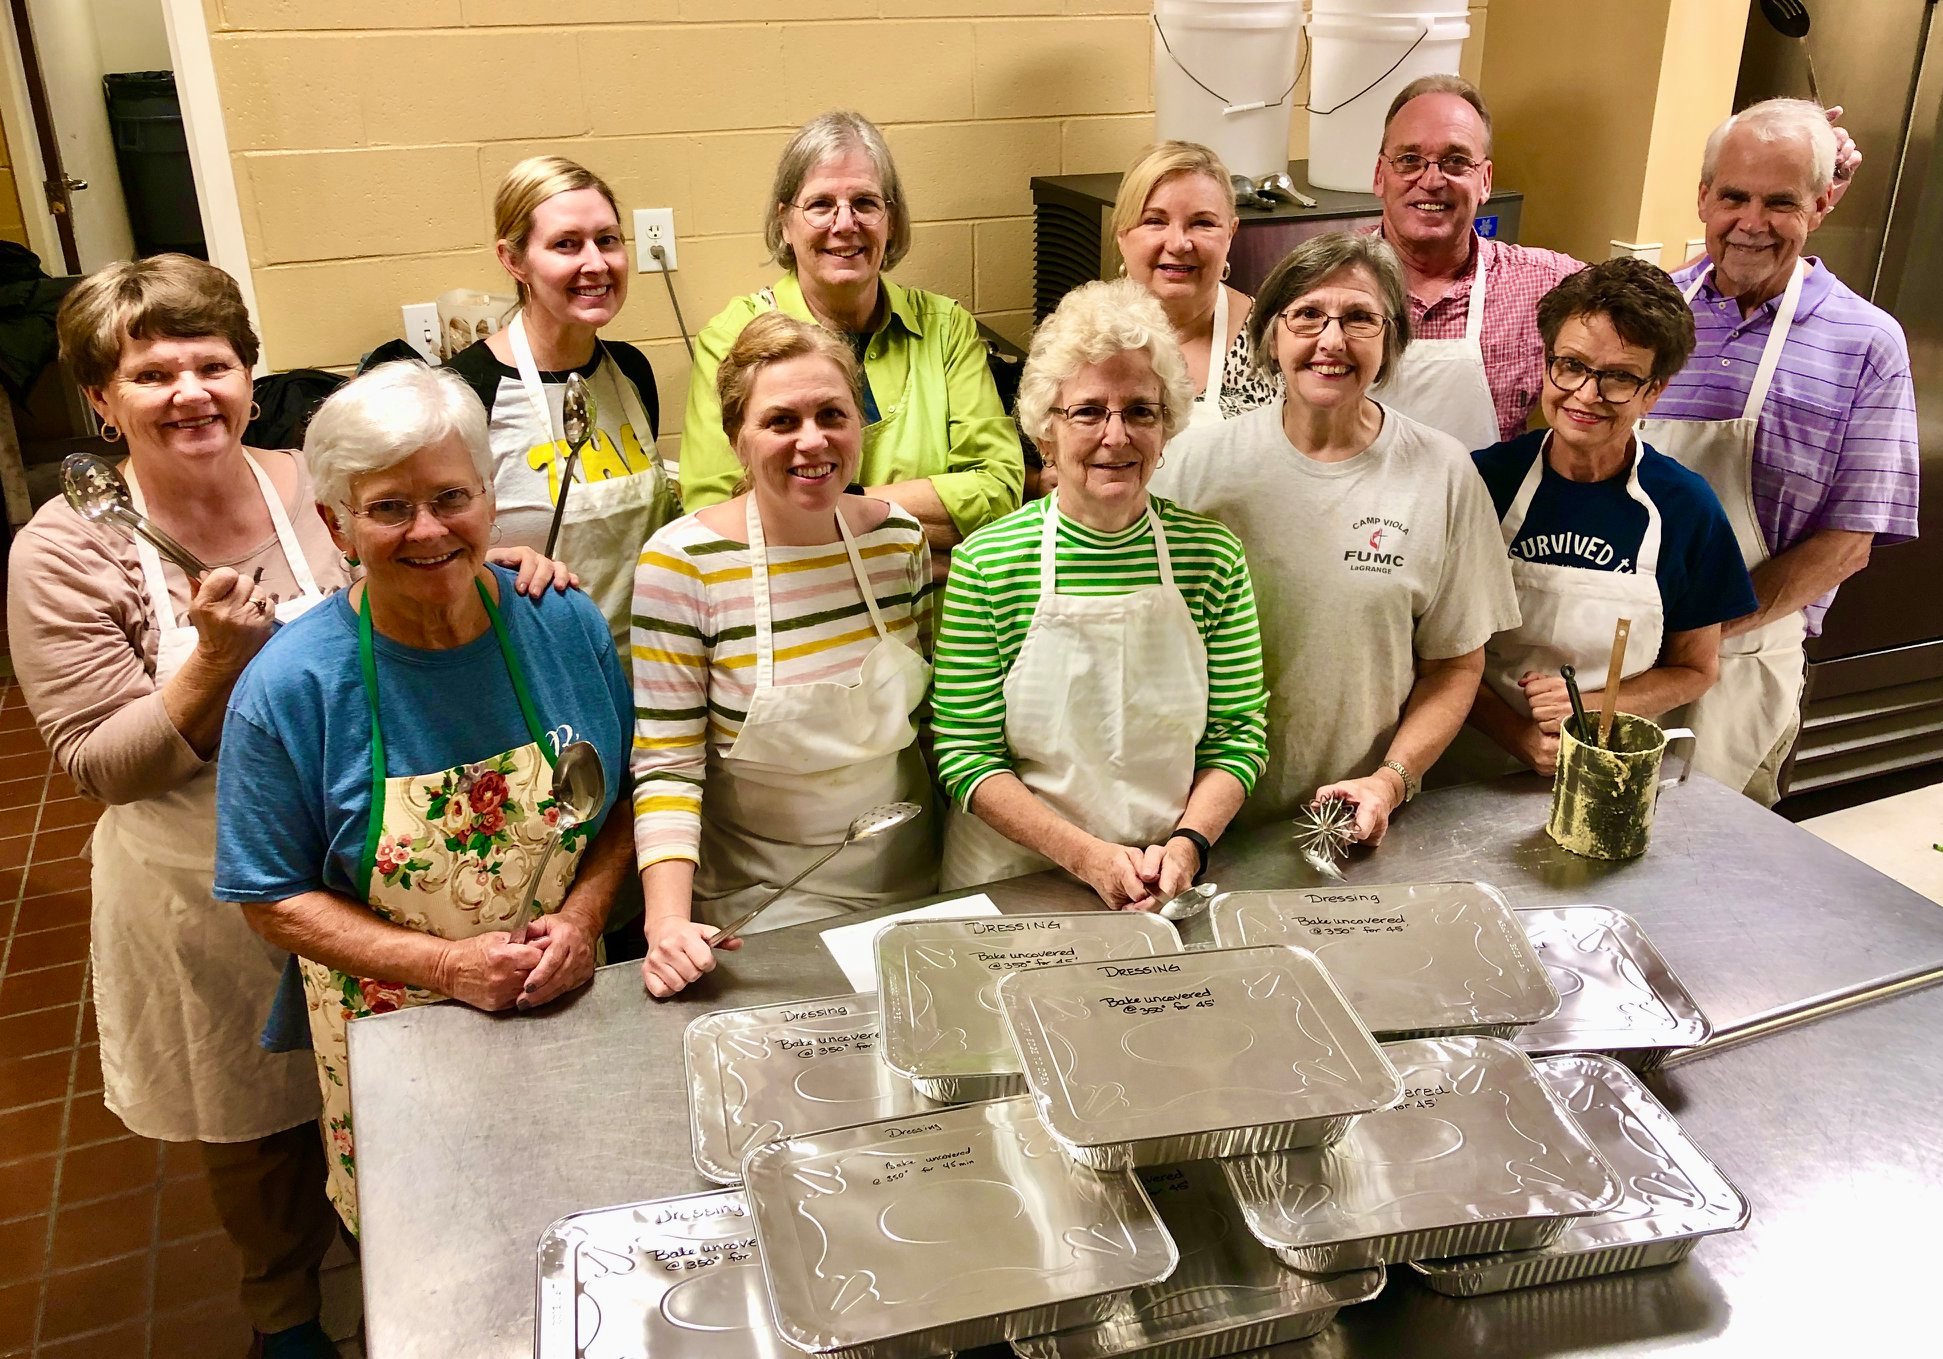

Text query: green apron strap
(355, 574), (554, 900)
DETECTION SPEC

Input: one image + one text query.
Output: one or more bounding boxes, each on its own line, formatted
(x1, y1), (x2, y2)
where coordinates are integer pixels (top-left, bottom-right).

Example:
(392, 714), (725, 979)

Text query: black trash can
(102, 71), (206, 259)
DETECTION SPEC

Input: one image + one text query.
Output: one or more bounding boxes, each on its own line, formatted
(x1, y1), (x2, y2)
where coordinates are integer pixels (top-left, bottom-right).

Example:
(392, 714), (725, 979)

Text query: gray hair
(1247, 232), (1412, 386)
(1702, 98), (1837, 195)
(1382, 74), (1493, 155)
(1017, 278), (1195, 446)
(304, 361), (493, 512)
(765, 110), (912, 272)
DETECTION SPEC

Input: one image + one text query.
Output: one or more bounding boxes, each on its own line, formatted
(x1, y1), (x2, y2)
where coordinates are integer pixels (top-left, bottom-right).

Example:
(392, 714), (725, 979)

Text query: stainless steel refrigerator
(1735, 0), (1943, 794)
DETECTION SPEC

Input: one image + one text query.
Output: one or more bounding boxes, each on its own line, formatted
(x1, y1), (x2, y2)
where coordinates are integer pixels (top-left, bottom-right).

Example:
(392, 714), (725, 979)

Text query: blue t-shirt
(214, 564), (630, 905)
(1471, 431), (1758, 634)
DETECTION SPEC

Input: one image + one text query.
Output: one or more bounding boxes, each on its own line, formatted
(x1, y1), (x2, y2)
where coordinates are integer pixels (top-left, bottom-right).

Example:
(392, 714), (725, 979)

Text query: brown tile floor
(0, 681), (362, 1358)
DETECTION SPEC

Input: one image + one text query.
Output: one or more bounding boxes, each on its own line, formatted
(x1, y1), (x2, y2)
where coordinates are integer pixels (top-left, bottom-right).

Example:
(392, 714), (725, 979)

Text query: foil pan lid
(536, 1189), (794, 1359)
(1013, 1161), (1384, 1359)
(998, 945), (1398, 1151)
(1513, 906), (1711, 1055)
(685, 993), (944, 1184)
(878, 913), (1183, 1081)
(742, 1096), (1178, 1355)
(1207, 882), (1558, 1034)
(1222, 1036), (1622, 1252)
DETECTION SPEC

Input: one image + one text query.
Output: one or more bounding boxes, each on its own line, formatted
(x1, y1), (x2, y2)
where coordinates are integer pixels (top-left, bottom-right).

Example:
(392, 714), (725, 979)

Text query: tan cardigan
(6, 448), (350, 805)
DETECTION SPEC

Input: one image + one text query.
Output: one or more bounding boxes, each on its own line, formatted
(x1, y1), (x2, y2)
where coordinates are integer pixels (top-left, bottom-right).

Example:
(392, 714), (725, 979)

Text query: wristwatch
(1380, 759), (1420, 804)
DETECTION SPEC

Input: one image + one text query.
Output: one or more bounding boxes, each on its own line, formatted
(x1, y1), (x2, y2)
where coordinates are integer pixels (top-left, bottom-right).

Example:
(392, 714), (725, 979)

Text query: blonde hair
(56, 254), (259, 390)
(1017, 279), (1194, 447)
(765, 111), (912, 272)
(1111, 141), (1236, 238)
(493, 155), (622, 306)
(716, 313), (867, 495)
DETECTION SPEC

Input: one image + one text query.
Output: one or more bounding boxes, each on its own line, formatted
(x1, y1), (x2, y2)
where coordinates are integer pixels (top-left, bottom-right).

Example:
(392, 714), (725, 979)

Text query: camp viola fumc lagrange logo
(1345, 515), (1408, 574)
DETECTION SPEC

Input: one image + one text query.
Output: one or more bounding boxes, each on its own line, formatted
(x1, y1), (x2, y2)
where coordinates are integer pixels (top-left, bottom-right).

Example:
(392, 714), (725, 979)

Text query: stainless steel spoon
(1258, 172), (1318, 209)
(710, 801), (923, 948)
(504, 740), (607, 945)
(61, 452), (210, 576)
(542, 372), (596, 557)
(1157, 881), (1218, 922)
(1759, 0), (1822, 103)
(1229, 174), (1273, 209)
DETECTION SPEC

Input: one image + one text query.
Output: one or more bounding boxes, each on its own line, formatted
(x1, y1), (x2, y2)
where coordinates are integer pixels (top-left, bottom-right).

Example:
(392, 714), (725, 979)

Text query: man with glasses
(1635, 99), (1918, 804)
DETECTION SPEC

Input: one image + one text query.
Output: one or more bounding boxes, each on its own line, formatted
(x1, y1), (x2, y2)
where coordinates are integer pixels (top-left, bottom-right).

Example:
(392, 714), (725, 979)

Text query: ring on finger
(253, 597), (270, 615)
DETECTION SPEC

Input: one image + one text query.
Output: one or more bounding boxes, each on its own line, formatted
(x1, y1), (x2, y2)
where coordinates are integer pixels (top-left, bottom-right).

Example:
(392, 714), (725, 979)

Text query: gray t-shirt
(1151, 399), (1519, 824)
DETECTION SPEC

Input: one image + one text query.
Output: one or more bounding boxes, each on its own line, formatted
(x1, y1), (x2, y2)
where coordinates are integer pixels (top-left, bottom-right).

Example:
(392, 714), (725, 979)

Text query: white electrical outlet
(635, 208), (677, 272)
(401, 302), (441, 363)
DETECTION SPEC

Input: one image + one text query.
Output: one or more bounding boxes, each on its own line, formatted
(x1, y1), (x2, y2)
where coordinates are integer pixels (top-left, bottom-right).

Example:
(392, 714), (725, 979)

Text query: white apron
(1187, 285), (1230, 430)
(91, 455), (327, 1142)
(1369, 244), (1501, 451)
(1636, 260), (1808, 793)
(940, 500), (1209, 888)
(506, 312), (678, 648)
(693, 498), (935, 931)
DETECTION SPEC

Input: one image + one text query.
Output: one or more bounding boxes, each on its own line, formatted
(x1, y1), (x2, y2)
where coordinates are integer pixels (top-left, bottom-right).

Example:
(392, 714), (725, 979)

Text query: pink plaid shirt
(1375, 229), (1583, 443)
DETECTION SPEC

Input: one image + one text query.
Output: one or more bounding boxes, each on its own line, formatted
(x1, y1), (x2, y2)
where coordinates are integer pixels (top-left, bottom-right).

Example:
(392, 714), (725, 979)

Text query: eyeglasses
(788, 194), (891, 229)
(1281, 306), (1389, 340)
(1546, 354), (1651, 404)
(1048, 402), (1166, 430)
(349, 485), (486, 528)
(1382, 152), (1485, 180)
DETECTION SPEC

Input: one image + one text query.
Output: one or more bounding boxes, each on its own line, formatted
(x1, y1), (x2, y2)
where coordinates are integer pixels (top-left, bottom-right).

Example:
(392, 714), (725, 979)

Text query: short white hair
(304, 361), (493, 512)
(1017, 278), (1194, 446)
(1702, 98), (1837, 195)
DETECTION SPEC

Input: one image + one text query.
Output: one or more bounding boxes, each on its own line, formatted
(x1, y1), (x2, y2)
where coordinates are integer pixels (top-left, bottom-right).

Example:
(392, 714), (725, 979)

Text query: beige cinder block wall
(207, 1), (1489, 451)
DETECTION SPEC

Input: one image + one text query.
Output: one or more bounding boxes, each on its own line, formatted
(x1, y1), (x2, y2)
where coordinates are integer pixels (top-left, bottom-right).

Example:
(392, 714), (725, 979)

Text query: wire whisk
(1293, 797), (1356, 879)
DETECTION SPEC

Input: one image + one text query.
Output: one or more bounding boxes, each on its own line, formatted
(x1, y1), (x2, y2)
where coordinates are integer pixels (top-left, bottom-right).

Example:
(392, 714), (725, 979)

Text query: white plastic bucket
(1153, 0), (1308, 181)
(1304, 10), (1470, 191)
(1308, 0), (1469, 15)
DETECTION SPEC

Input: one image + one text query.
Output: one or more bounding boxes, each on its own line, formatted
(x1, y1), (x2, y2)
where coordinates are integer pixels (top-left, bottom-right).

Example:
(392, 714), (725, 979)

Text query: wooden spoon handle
(1598, 617), (1631, 748)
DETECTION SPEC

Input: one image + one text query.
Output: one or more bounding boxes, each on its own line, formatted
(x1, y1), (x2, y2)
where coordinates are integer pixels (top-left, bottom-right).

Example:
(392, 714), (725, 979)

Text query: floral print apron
(301, 579), (592, 1232)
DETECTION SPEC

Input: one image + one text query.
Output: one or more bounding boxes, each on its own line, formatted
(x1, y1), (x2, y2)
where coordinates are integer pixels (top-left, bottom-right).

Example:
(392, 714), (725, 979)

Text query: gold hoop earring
(100, 424), (121, 444)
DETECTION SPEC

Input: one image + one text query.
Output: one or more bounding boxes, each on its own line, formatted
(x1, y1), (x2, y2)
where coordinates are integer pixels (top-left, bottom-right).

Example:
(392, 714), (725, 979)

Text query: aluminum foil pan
(1222, 1036), (1621, 1272)
(742, 1097), (1178, 1359)
(998, 945), (1399, 1170)
(1512, 907), (1710, 1071)
(686, 993), (944, 1185)
(1411, 1053), (1748, 1296)
(1011, 1161), (1383, 1359)
(535, 1189), (793, 1359)
(879, 914), (1183, 1104)
(1207, 882), (1558, 1039)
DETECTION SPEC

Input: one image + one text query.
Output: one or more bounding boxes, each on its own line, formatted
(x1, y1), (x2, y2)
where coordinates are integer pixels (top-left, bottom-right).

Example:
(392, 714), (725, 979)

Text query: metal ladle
(709, 801), (923, 948)
(61, 452), (209, 576)
(1229, 174), (1274, 210)
(1258, 172), (1319, 210)
(542, 372), (596, 557)
(504, 740), (607, 945)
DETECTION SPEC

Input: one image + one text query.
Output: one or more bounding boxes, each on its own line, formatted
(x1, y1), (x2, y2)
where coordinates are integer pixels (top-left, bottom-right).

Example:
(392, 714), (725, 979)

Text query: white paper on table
(819, 894), (1002, 992)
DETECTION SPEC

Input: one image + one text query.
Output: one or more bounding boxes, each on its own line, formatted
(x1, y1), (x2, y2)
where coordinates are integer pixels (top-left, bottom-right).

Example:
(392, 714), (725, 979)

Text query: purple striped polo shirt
(1654, 257), (1919, 635)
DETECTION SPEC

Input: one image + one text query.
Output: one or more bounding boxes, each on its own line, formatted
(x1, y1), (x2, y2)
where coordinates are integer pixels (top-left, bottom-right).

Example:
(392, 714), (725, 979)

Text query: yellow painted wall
(205, 1), (1490, 445)
(1638, 0), (1751, 267)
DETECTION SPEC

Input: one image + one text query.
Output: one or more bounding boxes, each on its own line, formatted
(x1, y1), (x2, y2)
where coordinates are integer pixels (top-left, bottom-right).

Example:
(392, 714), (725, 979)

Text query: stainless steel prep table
(348, 775), (1943, 1357)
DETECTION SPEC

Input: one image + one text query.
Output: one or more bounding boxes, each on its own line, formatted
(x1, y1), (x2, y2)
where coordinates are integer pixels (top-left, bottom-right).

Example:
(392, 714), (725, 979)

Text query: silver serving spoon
(1156, 881), (1218, 922)
(1258, 172), (1318, 209)
(504, 741), (607, 945)
(61, 452), (210, 576)
(542, 372), (596, 557)
(710, 801), (923, 948)
(1229, 173), (1273, 209)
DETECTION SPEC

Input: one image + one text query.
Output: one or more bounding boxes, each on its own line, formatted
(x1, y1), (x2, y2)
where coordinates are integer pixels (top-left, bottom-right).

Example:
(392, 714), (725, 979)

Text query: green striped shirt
(933, 495), (1269, 807)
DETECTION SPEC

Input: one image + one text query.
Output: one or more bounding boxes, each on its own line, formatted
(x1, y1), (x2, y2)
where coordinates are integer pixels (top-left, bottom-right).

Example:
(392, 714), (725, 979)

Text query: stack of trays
(685, 994), (942, 1184)
(536, 1189), (786, 1359)
(1513, 907), (1711, 1070)
(878, 914), (1182, 1103)
(1222, 1036), (1621, 1270)
(997, 944), (1399, 1169)
(1412, 1053), (1748, 1295)
(741, 1097), (1179, 1359)
(1208, 882), (1558, 1039)
(1011, 1161), (1384, 1359)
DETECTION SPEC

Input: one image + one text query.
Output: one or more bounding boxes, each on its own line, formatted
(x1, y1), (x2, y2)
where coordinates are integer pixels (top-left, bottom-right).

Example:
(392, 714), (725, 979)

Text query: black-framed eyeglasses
(1281, 306), (1389, 340)
(1383, 152), (1485, 180)
(1048, 402), (1166, 430)
(349, 485), (486, 528)
(788, 194), (891, 229)
(1545, 354), (1652, 404)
